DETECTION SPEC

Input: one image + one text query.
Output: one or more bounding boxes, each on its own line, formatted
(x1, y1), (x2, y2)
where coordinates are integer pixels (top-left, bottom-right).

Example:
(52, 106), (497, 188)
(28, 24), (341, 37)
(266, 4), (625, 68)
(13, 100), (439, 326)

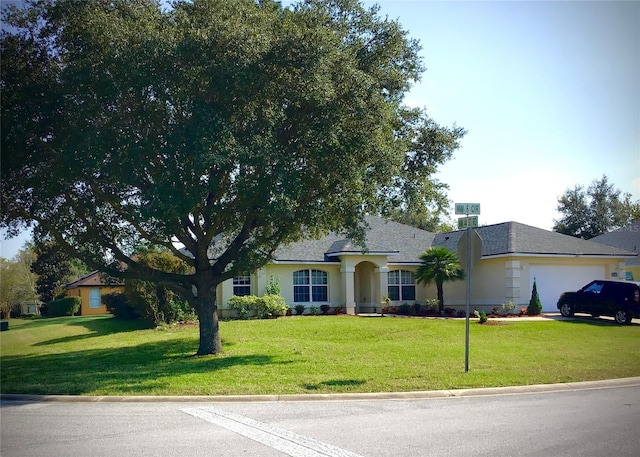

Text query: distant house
(590, 221), (640, 281)
(214, 216), (636, 316)
(64, 271), (123, 316)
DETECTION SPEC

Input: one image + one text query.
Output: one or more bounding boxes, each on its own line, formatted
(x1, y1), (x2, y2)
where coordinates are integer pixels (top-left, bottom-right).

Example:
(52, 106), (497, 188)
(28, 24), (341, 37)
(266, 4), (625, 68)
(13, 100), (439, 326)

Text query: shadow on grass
(1, 337), (284, 396)
(33, 316), (154, 346)
(555, 315), (640, 327)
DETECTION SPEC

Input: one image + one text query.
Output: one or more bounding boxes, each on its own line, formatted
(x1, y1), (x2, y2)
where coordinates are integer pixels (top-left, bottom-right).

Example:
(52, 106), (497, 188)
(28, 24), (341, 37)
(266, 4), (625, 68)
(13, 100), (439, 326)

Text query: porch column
(375, 266), (389, 307)
(341, 267), (356, 315)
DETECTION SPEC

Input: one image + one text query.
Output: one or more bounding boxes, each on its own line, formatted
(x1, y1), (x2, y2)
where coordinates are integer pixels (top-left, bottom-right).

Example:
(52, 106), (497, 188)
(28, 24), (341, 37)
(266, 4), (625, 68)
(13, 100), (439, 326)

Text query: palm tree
(415, 246), (465, 315)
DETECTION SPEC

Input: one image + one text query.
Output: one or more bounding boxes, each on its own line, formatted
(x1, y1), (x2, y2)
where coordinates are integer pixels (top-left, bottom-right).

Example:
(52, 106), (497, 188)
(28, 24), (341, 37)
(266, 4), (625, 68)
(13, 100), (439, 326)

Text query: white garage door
(528, 265), (605, 312)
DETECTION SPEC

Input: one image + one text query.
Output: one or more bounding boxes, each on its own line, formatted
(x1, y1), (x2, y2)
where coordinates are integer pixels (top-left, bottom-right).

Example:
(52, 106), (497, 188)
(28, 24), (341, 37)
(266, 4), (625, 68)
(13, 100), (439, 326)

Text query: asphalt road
(2, 381), (639, 457)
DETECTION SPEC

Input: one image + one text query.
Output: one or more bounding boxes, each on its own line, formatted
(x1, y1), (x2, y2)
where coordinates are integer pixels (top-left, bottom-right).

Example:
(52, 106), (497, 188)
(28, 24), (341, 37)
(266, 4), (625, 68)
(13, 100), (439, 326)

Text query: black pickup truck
(557, 280), (640, 325)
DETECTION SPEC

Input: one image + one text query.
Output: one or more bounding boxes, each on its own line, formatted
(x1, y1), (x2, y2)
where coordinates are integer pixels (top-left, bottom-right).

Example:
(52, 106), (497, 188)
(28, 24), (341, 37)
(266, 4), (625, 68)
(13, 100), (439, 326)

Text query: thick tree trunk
(195, 287), (223, 356)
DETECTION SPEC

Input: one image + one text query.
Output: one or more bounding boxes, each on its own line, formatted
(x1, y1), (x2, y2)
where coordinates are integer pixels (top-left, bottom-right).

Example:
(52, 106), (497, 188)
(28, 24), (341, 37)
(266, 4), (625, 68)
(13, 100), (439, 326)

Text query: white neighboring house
(214, 216), (636, 316)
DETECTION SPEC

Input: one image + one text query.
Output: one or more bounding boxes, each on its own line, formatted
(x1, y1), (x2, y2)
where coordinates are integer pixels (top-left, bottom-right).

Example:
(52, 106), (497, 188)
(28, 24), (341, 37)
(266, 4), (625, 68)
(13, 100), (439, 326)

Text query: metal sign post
(455, 203), (480, 373)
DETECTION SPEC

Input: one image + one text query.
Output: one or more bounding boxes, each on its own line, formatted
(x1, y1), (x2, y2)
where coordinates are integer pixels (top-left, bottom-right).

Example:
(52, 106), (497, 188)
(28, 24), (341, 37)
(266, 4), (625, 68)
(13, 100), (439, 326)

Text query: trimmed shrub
(294, 304), (305, 315)
(255, 294), (288, 319)
(228, 295), (259, 319)
(320, 304), (331, 315)
(528, 278), (543, 316)
(47, 296), (81, 317)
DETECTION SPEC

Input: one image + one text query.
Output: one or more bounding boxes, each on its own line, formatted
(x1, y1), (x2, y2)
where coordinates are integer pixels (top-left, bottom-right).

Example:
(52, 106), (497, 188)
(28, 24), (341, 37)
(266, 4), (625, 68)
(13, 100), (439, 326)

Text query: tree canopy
(553, 175), (640, 239)
(1, 0), (464, 354)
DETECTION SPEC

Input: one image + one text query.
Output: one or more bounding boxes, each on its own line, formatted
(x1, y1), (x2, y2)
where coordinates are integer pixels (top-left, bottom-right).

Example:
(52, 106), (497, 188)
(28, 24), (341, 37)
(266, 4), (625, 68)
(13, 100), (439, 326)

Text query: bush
(255, 294), (289, 319)
(456, 309), (467, 318)
(320, 304), (331, 315)
(265, 275), (282, 296)
(228, 295), (259, 319)
(477, 310), (488, 324)
(294, 304), (305, 315)
(47, 296), (81, 317)
(444, 307), (456, 316)
(398, 303), (412, 315)
(498, 301), (517, 316)
(309, 306), (319, 315)
(103, 292), (140, 320)
(412, 303), (422, 315)
(425, 299), (439, 316)
(528, 278), (543, 316)
(164, 298), (197, 323)
(334, 305), (345, 315)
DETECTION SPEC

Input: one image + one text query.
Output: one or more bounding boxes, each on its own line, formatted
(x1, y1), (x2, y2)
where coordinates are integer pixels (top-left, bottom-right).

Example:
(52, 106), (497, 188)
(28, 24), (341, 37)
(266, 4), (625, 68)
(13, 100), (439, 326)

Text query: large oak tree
(1, 0), (464, 354)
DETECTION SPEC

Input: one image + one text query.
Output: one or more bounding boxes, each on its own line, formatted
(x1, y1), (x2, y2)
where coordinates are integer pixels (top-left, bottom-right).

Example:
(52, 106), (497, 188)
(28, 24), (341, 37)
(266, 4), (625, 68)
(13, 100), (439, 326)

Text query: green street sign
(458, 216), (479, 229)
(455, 203), (481, 215)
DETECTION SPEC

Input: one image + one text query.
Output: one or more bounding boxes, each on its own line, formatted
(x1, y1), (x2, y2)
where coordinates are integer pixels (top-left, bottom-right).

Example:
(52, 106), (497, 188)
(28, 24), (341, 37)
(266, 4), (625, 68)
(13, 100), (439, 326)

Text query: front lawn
(1, 315), (638, 396)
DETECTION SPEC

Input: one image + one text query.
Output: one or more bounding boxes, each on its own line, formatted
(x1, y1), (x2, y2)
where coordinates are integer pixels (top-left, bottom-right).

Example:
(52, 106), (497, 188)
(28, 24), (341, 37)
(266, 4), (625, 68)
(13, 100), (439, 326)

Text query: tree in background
(31, 238), (92, 304)
(415, 246), (465, 315)
(554, 175), (640, 239)
(30, 240), (70, 304)
(1, 0), (463, 354)
(0, 247), (38, 318)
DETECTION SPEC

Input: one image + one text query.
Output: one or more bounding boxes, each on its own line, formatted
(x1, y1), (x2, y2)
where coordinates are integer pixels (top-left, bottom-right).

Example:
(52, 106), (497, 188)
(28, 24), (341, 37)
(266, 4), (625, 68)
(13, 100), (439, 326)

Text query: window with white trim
(89, 288), (102, 308)
(233, 275), (251, 296)
(388, 270), (415, 301)
(293, 269), (328, 302)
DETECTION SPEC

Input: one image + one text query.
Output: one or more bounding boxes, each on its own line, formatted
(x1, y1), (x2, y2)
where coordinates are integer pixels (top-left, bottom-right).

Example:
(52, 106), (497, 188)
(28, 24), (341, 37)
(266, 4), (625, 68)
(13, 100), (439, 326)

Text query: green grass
(1, 315), (639, 396)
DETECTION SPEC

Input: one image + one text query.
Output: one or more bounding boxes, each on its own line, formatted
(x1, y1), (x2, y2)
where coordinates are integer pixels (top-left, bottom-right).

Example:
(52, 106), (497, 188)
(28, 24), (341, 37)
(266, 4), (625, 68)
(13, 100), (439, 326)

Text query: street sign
(457, 216), (478, 229)
(454, 201), (481, 374)
(455, 203), (481, 215)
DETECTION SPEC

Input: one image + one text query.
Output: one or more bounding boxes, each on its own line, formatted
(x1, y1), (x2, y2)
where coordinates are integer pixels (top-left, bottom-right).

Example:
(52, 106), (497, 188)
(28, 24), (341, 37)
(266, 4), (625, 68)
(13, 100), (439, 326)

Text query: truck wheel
(614, 309), (632, 325)
(560, 303), (574, 317)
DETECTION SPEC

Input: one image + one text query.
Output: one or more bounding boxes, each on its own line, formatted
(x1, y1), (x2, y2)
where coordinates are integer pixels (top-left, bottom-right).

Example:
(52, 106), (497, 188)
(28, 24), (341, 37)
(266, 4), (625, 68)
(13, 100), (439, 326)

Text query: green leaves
(1, 0), (465, 353)
(553, 175), (640, 239)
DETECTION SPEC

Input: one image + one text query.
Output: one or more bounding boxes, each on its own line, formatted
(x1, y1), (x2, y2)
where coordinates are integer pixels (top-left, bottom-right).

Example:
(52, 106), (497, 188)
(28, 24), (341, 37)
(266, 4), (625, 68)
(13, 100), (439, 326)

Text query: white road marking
(181, 406), (364, 457)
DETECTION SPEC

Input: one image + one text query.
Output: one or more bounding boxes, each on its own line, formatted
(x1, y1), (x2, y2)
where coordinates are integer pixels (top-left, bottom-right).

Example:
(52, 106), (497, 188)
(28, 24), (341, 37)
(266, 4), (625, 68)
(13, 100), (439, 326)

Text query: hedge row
(46, 296), (81, 317)
(227, 294), (288, 319)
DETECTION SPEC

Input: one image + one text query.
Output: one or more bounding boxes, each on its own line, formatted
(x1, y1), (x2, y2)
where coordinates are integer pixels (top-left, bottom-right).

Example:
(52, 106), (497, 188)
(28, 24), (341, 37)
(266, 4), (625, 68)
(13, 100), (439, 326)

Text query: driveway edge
(2, 376), (640, 403)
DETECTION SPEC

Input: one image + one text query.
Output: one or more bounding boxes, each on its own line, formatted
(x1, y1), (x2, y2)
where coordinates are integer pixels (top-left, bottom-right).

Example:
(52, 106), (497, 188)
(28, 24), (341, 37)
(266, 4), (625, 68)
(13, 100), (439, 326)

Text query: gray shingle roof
(273, 217), (635, 263)
(273, 216), (435, 263)
(435, 222), (635, 257)
(590, 221), (640, 266)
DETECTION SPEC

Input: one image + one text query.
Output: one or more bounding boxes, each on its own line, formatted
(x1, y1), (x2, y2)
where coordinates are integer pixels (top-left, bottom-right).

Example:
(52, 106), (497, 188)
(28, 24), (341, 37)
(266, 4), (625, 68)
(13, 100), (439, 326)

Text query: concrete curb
(2, 376), (639, 403)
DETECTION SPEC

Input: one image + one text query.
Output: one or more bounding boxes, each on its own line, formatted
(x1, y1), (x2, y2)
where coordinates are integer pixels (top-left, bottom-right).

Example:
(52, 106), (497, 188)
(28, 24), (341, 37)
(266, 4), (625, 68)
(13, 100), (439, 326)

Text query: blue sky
(367, 0), (639, 229)
(1, 0), (638, 259)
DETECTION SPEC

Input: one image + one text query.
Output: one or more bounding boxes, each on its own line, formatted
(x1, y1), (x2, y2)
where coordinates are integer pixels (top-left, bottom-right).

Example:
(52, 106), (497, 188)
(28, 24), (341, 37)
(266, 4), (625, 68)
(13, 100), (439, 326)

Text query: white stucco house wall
(215, 216), (636, 316)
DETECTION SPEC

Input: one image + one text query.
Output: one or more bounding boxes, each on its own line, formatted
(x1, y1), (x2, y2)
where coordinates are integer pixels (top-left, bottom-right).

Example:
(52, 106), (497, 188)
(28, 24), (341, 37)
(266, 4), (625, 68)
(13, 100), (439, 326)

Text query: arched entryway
(355, 261), (380, 313)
